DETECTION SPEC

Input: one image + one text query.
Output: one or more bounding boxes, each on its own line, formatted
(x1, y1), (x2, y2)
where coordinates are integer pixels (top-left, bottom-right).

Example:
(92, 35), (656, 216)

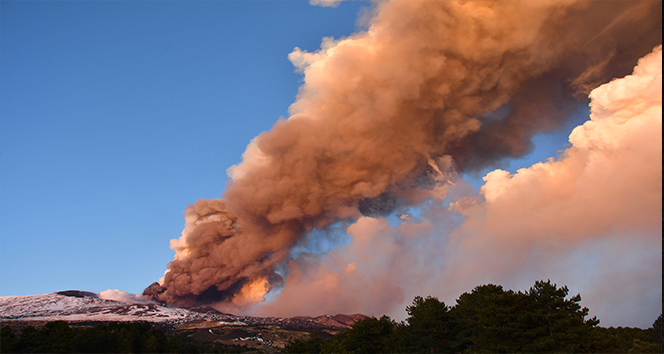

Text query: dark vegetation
(1, 280), (660, 353)
(284, 280), (663, 354)
(0, 321), (255, 353)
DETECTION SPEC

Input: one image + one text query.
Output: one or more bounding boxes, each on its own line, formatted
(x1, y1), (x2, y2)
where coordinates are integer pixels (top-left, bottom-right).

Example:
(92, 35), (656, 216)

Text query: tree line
(0, 321), (253, 354)
(1, 280), (661, 353)
(284, 280), (662, 353)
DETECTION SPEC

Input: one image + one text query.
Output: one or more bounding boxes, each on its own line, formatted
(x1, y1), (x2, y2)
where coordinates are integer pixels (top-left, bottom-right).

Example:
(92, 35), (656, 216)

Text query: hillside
(0, 291), (365, 351)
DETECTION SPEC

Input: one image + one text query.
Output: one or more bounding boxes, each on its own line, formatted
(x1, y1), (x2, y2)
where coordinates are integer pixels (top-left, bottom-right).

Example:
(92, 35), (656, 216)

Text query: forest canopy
(285, 280), (662, 354)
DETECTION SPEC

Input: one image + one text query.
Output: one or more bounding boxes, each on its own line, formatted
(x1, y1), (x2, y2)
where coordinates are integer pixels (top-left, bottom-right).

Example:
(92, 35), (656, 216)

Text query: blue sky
(0, 1), (575, 297)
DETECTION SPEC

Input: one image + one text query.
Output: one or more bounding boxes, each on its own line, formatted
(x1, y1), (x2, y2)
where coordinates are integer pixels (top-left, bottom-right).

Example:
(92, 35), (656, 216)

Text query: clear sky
(0, 1), (590, 297)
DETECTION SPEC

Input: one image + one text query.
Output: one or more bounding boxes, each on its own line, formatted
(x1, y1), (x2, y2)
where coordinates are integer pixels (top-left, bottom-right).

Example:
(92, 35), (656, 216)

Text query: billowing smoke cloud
(249, 46), (662, 327)
(146, 0), (662, 318)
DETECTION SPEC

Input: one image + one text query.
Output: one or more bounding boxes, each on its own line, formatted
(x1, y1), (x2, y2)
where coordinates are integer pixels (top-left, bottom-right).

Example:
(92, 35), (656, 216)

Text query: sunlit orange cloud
(145, 0), (661, 322)
(250, 46), (662, 328)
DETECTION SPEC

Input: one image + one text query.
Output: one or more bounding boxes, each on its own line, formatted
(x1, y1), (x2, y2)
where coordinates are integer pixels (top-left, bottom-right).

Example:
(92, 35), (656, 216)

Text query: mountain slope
(0, 291), (364, 330)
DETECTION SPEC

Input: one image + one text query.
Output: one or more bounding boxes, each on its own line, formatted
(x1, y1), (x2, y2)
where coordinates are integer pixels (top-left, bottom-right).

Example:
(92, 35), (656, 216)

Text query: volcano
(0, 291), (366, 351)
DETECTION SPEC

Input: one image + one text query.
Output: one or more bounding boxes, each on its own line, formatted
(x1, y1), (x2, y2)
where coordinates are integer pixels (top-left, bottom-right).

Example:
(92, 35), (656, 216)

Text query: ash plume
(145, 0), (662, 310)
(250, 46), (662, 327)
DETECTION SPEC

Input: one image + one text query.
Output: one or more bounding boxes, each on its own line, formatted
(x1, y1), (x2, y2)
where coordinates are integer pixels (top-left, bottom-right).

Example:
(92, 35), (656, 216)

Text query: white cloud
(99, 289), (153, 304)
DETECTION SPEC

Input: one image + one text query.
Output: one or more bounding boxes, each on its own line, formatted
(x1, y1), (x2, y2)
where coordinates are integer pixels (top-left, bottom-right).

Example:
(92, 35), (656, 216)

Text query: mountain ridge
(0, 291), (365, 330)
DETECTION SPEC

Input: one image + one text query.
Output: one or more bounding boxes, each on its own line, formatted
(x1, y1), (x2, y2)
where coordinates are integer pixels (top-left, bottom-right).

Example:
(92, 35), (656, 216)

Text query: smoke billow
(249, 46), (662, 327)
(145, 0), (662, 315)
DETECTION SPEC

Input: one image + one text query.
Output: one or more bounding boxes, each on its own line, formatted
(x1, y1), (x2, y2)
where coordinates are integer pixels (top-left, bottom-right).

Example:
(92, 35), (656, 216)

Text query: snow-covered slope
(0, 291), (364, 329)
(0, 291), (225, 323)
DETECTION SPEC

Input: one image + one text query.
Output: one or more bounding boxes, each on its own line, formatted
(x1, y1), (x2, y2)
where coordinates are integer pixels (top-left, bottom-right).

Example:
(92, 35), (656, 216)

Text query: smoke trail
(145, 0), (662, 308)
